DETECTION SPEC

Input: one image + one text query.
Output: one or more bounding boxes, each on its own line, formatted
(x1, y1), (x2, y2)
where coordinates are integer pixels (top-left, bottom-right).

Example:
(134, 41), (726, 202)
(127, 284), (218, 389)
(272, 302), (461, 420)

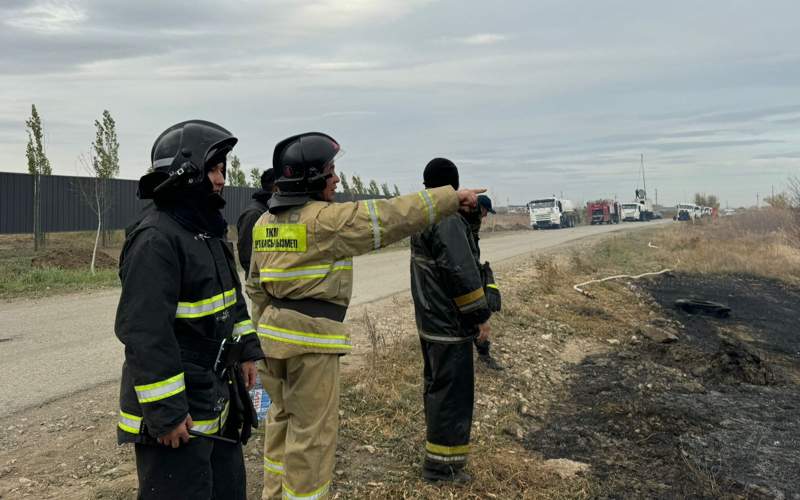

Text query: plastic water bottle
(248, 375), (271, 422)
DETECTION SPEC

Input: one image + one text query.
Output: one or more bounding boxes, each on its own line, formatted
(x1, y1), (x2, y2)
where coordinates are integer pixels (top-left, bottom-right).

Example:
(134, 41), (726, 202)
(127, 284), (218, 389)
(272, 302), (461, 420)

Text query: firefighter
(410, 158), (492, 484)
(236, 168), (275, 274)
(246, 132), (484, 499)
(466, 195), (504, 370)
(115, 120), (265, 500)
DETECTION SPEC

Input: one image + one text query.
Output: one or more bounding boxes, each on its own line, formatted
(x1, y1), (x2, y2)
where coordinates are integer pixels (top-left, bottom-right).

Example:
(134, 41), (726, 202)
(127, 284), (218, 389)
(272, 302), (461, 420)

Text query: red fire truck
(587, 200), (621, 225)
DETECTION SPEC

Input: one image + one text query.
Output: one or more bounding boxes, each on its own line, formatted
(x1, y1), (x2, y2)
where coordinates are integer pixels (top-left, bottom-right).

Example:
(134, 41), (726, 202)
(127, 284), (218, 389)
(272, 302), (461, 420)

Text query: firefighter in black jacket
(236, 168), (274, 274)
(115, 120), (265, 500)
(410, 158), (492, 484)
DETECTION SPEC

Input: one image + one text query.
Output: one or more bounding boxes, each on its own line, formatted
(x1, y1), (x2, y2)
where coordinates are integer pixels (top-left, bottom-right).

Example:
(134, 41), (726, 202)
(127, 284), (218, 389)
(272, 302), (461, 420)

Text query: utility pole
(655, 188), (658, 207)
(756, 192), (760, 209)
(640, 153), (647, 195)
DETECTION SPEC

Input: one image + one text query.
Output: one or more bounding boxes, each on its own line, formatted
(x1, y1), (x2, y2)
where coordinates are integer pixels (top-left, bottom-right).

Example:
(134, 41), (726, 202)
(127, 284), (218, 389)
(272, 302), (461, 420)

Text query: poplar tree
(25, 104), (52, 250)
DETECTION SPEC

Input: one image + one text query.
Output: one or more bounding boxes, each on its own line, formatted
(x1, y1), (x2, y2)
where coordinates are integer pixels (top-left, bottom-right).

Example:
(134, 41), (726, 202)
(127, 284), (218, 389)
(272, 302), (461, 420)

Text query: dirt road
(0, 221), (667, 418)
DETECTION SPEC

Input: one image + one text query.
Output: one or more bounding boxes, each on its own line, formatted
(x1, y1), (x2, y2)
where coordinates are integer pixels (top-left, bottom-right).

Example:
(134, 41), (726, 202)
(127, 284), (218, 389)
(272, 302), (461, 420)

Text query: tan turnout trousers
(260, 354), (339, 500)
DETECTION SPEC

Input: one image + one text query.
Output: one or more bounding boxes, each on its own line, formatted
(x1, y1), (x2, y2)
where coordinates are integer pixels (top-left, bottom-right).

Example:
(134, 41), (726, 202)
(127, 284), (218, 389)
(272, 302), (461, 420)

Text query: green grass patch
(0, 255), (119, 299)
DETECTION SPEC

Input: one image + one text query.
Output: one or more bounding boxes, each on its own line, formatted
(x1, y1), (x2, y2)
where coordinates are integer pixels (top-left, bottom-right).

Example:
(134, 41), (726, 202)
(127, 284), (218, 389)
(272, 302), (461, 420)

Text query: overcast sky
(2, 0), (798, 207)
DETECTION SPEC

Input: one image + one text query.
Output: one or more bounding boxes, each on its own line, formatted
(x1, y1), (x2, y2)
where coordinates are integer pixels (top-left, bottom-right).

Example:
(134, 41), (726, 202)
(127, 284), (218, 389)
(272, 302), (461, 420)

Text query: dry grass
(331, 210), (799, 498)
(652, 210), (800, 284)
(338, 334), (597, 499)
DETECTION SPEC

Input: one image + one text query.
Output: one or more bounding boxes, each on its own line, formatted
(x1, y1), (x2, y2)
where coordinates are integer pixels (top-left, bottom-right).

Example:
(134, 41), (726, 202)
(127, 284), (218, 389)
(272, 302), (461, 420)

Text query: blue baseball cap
(477, 195), (495, 214)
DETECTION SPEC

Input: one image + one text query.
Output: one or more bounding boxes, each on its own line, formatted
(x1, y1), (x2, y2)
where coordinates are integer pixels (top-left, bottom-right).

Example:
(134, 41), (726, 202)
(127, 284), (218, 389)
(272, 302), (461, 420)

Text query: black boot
(422, 467), (472, 485)
(478, 354), (504, 371)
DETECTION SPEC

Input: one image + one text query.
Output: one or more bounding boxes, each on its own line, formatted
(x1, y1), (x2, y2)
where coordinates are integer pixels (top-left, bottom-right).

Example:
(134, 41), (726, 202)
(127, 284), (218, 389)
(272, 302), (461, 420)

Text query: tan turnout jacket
(247, 186), (459, 359)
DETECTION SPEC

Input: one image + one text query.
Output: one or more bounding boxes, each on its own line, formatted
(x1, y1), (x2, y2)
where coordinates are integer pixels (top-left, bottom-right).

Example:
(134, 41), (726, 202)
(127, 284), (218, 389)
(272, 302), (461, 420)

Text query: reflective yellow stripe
(330, 261), (353, 272)
(283, 481), (330, 500)
(425, 441), (470, 456)
(191, 401), (229, 435)
(258, 324), (352, 350)
(233, 320), (256, 337)
(118, 411), (142, 434)
(264, 457), (285, 476)
(134, 372), (186, 404)
(260, 261), (352, 282)
(487, 283), (499, 290)
(176, 289), (236, 318)
(453, 288), (485, 307)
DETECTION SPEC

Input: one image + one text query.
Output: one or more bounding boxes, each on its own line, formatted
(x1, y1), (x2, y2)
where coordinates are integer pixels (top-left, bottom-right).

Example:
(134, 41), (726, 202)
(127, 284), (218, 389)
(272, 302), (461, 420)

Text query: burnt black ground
(526, 273), (800, 499)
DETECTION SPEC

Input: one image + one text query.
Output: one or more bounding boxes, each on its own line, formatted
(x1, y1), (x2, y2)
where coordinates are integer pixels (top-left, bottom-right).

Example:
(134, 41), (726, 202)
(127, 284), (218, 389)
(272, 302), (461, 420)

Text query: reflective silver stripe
(118, 411), (142, 434)
(264, 457), (285, 475)
(260, 261), (353, 281)
(152, 157), (174, 168)
(176, 289), (236, 318)
(233, 320), (255, 337)
(134, 373), (186, 403)
(418, 330), (472, 344)
(419, 189), (435, 224)
(283, 482), (330, 500)
(426, 452), (468, 463)
(258, 325), (352, 349)
(260, 266), (330, 280)
(365, 200), (381, 250)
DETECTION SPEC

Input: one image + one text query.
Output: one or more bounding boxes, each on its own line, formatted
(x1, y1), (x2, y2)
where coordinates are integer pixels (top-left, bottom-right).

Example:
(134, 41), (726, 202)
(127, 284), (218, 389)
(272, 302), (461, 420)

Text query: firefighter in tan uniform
(246, 132), (484, 499)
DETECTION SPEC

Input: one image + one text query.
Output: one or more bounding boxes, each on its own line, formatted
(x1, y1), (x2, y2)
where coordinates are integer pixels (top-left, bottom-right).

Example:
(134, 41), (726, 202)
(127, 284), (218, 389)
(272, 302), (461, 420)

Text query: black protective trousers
(420, 337), (475, 474)
(134, 438), (246, 500)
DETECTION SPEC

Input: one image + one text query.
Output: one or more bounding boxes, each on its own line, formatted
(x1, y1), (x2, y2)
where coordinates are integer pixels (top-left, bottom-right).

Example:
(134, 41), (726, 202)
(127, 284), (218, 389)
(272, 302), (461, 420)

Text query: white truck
(675, 203), (697, 221)
(634, 188), (654, 221)
(529, 197), (578, 229)
(621, 203), (642, 222)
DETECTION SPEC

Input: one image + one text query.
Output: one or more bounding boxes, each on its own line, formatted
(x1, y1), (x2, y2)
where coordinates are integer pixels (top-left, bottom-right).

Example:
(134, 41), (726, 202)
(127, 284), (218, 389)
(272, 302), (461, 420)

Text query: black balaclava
(155, 161), (229, 238)
(423, 157), (459, 190)
(253, 168), (275, 204)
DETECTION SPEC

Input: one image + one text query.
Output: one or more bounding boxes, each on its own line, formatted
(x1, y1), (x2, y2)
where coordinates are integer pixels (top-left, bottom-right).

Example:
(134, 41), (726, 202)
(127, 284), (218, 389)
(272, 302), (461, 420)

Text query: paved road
(0, 221), (668, 417)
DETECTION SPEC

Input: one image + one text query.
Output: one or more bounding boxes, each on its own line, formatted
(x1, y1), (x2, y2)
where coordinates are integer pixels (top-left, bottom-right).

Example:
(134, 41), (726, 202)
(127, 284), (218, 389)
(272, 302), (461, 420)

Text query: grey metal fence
(0, 172), (384, 234)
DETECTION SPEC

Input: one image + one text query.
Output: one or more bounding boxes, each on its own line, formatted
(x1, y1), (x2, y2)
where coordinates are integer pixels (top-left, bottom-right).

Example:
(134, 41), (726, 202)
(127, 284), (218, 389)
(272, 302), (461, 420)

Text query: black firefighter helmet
(138, 120), (238, 200)
(269, 132), (341, 212)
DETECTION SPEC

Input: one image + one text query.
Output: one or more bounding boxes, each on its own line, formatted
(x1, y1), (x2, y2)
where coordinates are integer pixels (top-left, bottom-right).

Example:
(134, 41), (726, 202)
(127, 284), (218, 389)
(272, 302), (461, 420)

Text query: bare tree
(380, 182), (391, 197)
(764, 192), (791, 209)
(76, 152), (113, 275)
(693, 192), (720, 209)
(788, 176), (800, 208)
(392, 184), (401, 197)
